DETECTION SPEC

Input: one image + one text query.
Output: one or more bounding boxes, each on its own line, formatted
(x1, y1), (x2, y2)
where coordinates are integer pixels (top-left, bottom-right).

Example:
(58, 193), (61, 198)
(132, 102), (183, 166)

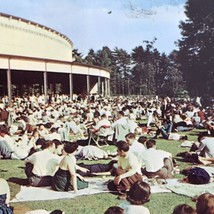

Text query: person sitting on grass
(107, 141), (142, 199)
(0, 125), (14, 159)
(196, 134), (214, 158)
(178, 133), (214, 163)
(52, 141), (89, 192)
(125, 132), (146, 167)
(154, 117), (188, 141)
(120, 180), (151, 214)
(25, 140), (62, 187)
(153, 117), (173, 139)
(141, 139), (174, 180)
(0, 178), (14, 214)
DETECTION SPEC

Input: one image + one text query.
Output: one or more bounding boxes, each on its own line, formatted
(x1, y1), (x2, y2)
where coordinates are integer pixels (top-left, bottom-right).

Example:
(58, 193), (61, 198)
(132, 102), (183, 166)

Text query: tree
(178, 0), (214, 97)
(72, 49), (84, 63)
(131, 39), (164, 96)
(112, 47), (131, 95)
(84, 49), (96, 65)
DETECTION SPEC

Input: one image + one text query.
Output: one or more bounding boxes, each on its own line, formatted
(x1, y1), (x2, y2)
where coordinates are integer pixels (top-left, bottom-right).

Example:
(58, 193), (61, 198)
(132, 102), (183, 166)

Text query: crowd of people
(0, 93), (214, 213)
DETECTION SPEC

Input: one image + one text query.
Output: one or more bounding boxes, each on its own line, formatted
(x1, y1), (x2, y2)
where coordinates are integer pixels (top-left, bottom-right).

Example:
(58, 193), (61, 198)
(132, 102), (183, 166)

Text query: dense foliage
(73, 42), (185, 97)
(177, 0), (214, 98)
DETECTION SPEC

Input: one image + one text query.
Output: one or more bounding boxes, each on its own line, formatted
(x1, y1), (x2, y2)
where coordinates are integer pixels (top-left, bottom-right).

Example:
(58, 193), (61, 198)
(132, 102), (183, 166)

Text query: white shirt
(25, 149), (62, 176)
(45, 132), (62, 141)
(93, 118), (111, 131)
(129, 140), (146, 167)
(120, 202), (150, 214)
(198, 137), (214, 157)
(127, 119), (138, 133)
(112, 117), (129, 128)
(76, 145), (108, 160)
(0, 134), (15, 151)
(66, 121), (79, 134)
(142, 148), (171, 172)
(118, 151), (142, 178)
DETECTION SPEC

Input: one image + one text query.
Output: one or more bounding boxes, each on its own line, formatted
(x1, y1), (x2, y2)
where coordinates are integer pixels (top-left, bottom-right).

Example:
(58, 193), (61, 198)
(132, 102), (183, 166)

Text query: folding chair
(88, 125), (114, 147)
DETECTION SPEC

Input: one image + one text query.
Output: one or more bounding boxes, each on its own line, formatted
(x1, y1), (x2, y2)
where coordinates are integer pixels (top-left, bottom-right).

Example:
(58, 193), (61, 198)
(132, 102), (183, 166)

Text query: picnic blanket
(11, 177), (170, 202)
(164, 179), (214, 198)
(11, 177), (111, 202)
(11, 175), (214, 202)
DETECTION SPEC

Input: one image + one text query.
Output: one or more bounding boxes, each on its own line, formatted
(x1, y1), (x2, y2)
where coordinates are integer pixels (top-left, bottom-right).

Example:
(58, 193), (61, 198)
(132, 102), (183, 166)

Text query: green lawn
(1, 129), (203, 214)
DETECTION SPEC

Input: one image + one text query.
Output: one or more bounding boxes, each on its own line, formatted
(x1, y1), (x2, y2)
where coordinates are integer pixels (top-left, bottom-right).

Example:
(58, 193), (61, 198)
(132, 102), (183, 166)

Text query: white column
(105, 78), (108, 97)
(7, 59), (12, 104)
(87, 75), (90, 96)
(43, 62), (48, 103)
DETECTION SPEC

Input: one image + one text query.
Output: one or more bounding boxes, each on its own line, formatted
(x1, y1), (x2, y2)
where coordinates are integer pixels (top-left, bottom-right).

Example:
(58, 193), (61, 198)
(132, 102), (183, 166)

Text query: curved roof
(0, 12), (73, 46)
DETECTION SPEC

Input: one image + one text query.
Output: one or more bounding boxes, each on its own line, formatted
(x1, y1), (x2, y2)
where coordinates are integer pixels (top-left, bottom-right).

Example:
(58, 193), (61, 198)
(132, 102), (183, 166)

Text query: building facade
(0, 12), (110, 102)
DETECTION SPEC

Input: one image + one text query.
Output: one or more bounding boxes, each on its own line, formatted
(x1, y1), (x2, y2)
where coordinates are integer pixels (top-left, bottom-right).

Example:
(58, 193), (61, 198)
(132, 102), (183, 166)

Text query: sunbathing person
(198, 156), (214, 165)
(153, 117), (173, 139)
(52, 141), (89, 192)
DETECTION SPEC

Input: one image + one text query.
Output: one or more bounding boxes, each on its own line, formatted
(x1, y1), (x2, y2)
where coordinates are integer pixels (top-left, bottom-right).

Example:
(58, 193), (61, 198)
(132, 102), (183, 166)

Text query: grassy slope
(1, 129), (203, 214)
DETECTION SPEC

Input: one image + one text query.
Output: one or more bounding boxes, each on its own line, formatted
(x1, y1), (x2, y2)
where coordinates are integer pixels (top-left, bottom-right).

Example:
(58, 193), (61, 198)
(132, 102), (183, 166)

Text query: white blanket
(11, 177), (170, 202)
(165, 180), (214, 198)
(11, 177), (110, 202)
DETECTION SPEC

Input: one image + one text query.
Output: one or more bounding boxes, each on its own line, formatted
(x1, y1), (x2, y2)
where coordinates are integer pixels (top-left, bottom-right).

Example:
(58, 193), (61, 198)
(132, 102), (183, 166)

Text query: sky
(0, 0), (187, 56)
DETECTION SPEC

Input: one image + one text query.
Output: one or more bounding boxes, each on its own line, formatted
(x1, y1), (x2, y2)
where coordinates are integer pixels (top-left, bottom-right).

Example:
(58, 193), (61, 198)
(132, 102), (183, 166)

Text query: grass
(1, 128), (204, 214)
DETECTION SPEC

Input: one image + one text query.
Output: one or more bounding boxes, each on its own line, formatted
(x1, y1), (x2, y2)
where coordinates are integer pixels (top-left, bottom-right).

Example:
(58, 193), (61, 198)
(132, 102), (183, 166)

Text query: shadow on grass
(77, 139), (89, 146)
(187, 131), (208, 136)
(7, 177), (29, 186)
(174, 157), (199, 165)
(0, 169), (8, 172)
(77, 139), (115, 147)
(18, 166), (25, 170)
